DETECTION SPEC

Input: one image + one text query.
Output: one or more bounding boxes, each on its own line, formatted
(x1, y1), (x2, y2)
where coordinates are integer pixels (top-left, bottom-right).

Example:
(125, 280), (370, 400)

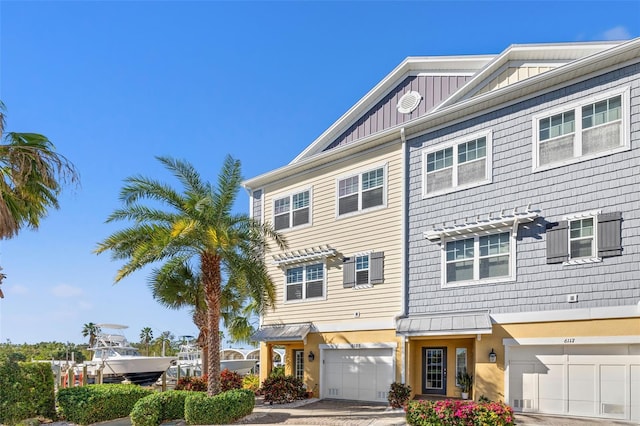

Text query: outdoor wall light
(489, 348), (497, 363)
(308, 351), (315, 362)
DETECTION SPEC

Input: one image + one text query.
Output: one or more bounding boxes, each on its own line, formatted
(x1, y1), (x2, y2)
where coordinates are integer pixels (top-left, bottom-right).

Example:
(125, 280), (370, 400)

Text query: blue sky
(1, 1), (638, 345)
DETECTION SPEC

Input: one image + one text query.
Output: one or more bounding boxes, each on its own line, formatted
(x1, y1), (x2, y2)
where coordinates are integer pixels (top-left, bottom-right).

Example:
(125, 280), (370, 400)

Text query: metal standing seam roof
(397, 311), (492, 336)
(251, 323), (313, 342)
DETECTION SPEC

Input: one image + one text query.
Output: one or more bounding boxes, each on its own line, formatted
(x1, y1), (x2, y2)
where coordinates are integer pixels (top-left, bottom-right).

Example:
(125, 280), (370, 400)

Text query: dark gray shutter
(546, 221), (569, 264)
(370, 252), (384, 284)
(343, 257), (355, 288)
(598, 212), (622, 257)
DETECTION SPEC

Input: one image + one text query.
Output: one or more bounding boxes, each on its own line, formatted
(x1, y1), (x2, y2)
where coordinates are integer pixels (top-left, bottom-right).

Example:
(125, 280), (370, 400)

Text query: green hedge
(130, 390), (193, 426)
(57, 384), (153, 425)
(0, 357), (56, 425)
(406, 399), (515, 426)
(184, 389), (255, 425)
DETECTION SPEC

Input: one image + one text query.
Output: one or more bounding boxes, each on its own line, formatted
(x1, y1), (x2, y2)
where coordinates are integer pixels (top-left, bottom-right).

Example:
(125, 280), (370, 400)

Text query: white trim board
(490, 304), (640, 324)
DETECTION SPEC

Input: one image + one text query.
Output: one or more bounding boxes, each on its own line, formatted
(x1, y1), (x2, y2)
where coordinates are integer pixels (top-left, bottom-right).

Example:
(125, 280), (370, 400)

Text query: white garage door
(322, 348), (394, 402)
(508, 344), (640, 422)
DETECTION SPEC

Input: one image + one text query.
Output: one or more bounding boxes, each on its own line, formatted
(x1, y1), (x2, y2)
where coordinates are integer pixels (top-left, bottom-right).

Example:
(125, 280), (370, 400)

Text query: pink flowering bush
(405, 399), (514, 426)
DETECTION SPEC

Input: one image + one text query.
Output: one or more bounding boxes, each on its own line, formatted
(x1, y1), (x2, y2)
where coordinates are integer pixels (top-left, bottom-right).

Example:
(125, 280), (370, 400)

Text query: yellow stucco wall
(406, 317), (640, 402)
(258, 329), (402, 394)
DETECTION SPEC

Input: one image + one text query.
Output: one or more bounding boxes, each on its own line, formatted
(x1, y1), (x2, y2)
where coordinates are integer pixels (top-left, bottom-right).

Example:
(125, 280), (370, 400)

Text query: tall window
(274, 190), (310, 231)
(355, 255), (369, 285)
(423, 132), (491, 197)
(444, 231), (512, 285)
(293, 350), (304, 380)
(455, 348), (467, 387)
(338, 167), (385, 216)
(286, 263), (324, 301)
(534, 88), (628, 170)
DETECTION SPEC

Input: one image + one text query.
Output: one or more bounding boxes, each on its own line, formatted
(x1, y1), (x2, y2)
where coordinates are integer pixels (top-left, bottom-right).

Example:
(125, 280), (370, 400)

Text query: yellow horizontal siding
(261, 142), (403, 326)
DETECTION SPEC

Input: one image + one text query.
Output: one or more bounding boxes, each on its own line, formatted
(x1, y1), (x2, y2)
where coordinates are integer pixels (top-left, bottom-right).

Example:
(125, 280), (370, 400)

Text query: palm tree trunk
(202, 252), (222, 396)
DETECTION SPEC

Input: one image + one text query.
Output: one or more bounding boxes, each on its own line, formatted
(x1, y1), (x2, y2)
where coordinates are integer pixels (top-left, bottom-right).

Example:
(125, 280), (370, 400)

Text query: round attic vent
(396, 91), (422, 114)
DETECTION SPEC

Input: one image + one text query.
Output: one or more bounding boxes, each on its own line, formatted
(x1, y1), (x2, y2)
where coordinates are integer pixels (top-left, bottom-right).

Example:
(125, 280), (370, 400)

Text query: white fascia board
(290, 55), (494, 163)
(491, 304), (640, 324)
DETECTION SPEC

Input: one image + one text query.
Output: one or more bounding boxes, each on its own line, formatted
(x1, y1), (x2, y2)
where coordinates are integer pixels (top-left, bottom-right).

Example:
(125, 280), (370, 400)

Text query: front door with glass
(422, 347), (447, 395)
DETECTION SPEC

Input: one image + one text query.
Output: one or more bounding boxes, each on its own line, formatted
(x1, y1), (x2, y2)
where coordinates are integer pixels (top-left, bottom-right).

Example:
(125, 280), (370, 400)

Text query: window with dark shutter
(343, 257), (355, 288)
(598, 212), (622, 257)
(546, 221), (569, 264)
(370, 252), (384, 284)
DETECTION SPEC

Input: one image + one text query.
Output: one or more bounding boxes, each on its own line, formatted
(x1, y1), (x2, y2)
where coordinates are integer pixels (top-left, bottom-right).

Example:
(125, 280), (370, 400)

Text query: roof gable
(434, 41), (623, 111)
(292, 55), (493, 162)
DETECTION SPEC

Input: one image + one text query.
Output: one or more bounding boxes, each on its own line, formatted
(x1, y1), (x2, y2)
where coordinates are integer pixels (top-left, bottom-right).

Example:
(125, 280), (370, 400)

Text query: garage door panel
(509, 345), (639, 421)
(631, 365), (640, 421)
(323, 348), (393, 402)
(538, 362), (565, 414)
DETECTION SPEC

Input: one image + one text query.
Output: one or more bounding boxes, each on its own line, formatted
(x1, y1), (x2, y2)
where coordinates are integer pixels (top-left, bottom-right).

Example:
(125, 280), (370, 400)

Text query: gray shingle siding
(406, 62), (640, 316)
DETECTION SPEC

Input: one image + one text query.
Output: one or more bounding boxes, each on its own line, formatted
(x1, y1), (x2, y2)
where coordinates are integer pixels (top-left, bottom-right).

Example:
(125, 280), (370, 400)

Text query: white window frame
(293, 349), (304, 380)
(440, 228), (515, 287)
(355, 253), (370, 288)
(335, 163), (387, 218)
(284, 262), (326, 303)
(422, 130), (492, 198)
(272, 187), (312, 231)
(562, 210), (601, 265)
(532, 86), (630, 172)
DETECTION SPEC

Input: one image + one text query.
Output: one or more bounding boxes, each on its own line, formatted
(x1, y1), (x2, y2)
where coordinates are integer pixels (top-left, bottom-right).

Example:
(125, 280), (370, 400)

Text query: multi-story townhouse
(401, 39), (640, 422)
(246, 38), (640, 420)
(243, 55), (493, 402)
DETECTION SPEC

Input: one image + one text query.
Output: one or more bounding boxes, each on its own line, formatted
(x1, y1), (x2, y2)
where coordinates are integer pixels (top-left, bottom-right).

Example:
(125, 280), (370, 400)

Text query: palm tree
(0, 101), (79, 240)
(95, 155), (285, 395)
(81, 322), (101, 347)
(149, 261), (263, 358)
(140, 327), (153, 355)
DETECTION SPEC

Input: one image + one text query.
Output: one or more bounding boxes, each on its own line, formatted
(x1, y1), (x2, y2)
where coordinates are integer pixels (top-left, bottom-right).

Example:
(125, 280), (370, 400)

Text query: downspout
(399, 127), (407, 384)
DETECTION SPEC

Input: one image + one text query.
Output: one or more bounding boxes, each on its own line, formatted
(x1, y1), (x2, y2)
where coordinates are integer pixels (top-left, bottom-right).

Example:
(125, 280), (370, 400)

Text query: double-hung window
(546, 211), (622, 264)
(423, 131), (492, 197)
(274, 189), (310, 231)
(285, 263), (324, 301)
(337, 166), (385, 216)
(533, 87), (629, 170)
(444, 231), (513, 285)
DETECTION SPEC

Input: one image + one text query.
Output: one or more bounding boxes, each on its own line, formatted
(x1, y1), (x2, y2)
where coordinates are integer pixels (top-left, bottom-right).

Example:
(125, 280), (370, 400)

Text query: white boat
(87, 324), (177, 386)
(163, 339), (257, 382)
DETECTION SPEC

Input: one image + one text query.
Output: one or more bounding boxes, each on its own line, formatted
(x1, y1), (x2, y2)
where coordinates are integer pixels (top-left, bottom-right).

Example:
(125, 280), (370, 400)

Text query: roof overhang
(397, 311), (492, 337)
(251, 323), (313, 342)
(424, 207), (540, 241)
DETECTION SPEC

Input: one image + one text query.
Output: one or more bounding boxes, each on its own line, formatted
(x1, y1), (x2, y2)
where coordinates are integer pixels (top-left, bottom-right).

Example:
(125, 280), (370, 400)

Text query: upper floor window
(533, 87), (629, 171)
(443, 230), (513, 286)
(337, 166), (385, 216)
(343, 252), (384, 288)
(274, 189), (310, 231)
(285, 263), (324, 302)
(422, 131), (492, 198)
(546, 211), (622, 264)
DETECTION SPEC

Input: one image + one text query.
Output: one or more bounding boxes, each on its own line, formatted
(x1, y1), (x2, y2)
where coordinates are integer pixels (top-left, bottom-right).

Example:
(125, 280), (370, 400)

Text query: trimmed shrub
(0, 357), (56, 425)
(184, 389), (254, 425)
(130, 390), (193, 426)
(242, 373), (260, 394)
(57, 384), (153, 425)
(387, 382), (411, 409)
(220, 368), (242, 392)
(260, 375), (306, 404)
(405, 399), (515, 426)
